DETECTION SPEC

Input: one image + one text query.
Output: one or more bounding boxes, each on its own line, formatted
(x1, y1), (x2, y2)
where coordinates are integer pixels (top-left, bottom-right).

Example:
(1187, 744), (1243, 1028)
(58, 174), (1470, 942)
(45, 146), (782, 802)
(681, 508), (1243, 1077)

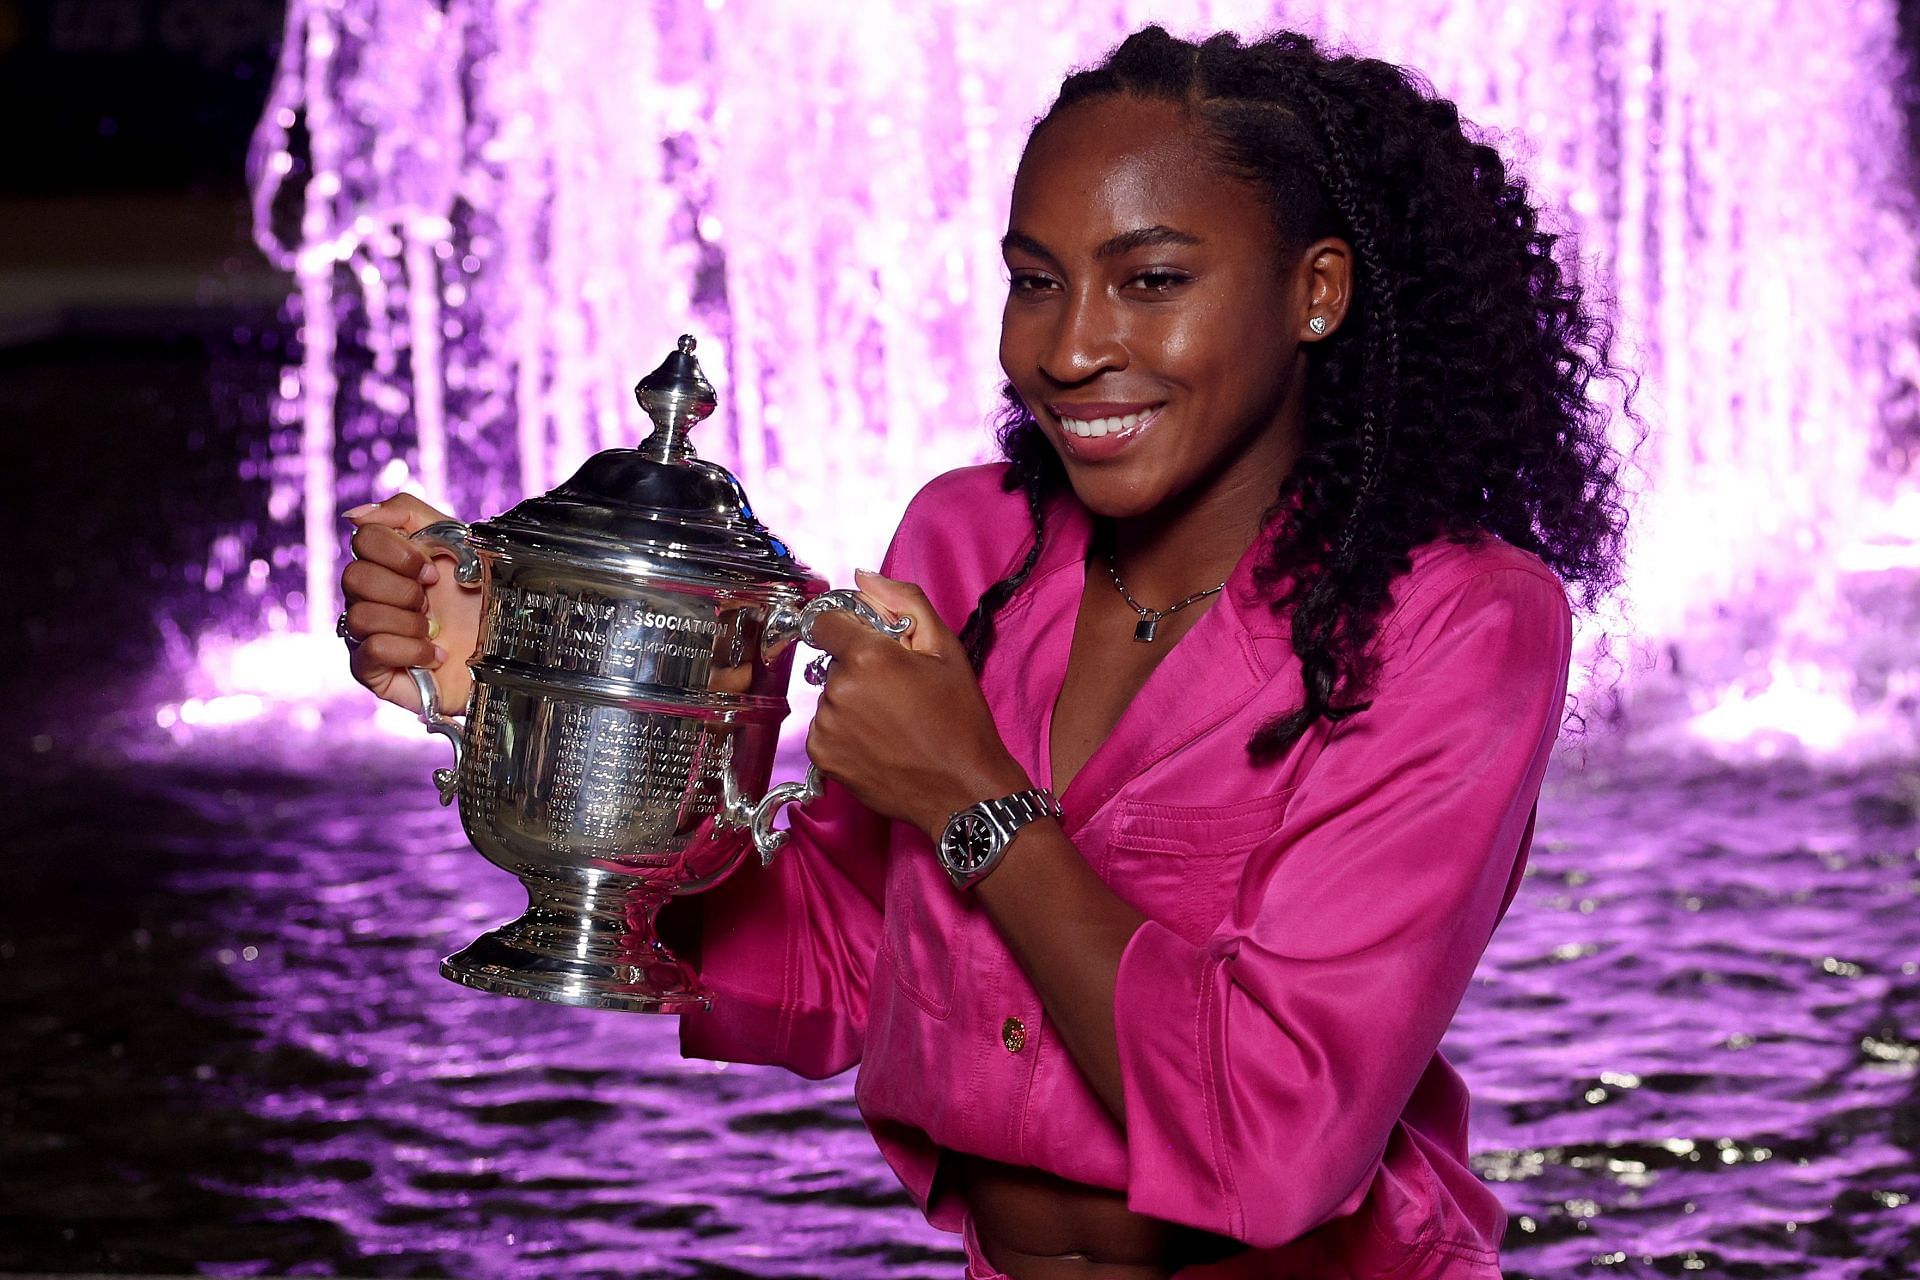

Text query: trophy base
(440, 872), (712, 1014)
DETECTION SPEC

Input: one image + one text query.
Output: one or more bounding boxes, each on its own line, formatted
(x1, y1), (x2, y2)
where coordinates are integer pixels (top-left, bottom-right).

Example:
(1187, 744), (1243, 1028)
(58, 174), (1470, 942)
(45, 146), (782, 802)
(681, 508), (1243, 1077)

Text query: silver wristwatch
(936, 788), (1062, 890)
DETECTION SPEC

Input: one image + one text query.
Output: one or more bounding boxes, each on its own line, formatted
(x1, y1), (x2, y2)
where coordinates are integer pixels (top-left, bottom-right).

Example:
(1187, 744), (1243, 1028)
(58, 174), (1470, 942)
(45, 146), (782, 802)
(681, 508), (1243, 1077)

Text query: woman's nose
(1038, 290), (1127, 384)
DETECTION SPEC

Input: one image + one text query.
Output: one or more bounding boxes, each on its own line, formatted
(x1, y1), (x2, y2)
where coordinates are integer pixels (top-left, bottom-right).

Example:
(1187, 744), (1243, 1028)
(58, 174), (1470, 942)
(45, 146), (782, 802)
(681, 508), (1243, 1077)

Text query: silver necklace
(1103, 544), (1227, 643)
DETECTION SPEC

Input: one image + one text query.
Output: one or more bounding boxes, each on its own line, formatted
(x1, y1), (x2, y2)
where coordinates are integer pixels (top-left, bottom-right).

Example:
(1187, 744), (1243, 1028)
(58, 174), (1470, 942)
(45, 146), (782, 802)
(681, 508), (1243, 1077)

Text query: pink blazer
(681, 464), (1572, 1278)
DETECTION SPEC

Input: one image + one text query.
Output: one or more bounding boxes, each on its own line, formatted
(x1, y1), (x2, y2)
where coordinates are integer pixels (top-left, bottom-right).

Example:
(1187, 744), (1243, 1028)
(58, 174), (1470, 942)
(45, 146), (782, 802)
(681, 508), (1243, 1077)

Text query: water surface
(2, 737), (1915, 1278)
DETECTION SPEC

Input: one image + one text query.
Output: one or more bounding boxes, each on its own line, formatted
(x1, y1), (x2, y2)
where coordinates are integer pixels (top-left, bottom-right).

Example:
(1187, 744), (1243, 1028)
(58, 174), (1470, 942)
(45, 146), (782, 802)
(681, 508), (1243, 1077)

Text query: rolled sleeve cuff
(1114, 918), (1243, 1239)
(678, 976), (862, 1081)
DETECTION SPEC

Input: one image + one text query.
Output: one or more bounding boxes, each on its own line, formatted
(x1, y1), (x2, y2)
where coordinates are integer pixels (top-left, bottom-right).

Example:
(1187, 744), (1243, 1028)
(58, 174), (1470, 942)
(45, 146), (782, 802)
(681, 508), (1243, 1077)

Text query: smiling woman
(340, 22), (1632, 1280)
(997, 103), (1329, 523)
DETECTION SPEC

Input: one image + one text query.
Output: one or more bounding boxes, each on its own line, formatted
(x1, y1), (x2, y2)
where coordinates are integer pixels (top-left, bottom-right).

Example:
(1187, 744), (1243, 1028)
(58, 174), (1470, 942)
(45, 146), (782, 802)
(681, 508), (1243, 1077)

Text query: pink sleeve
(677, 497), (937, 1079)
(1112, 566), (1573, 1247)
(677, 775), (889, 1079)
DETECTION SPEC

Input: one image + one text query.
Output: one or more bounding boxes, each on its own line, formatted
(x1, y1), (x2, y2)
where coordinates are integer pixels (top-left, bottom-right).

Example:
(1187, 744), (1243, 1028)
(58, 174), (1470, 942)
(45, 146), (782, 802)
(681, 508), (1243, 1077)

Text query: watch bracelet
(994, 787), (1062, 830)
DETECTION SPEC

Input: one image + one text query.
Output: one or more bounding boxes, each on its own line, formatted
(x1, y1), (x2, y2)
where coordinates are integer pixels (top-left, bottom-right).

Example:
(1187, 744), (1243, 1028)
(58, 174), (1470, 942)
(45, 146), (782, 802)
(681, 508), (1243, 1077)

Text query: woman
(340, 26), (1628, 1279)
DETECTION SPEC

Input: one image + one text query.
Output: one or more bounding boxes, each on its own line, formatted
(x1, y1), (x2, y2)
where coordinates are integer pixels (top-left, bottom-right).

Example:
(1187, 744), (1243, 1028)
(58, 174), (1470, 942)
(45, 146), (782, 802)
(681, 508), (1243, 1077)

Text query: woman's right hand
(341, 494), (482, 714)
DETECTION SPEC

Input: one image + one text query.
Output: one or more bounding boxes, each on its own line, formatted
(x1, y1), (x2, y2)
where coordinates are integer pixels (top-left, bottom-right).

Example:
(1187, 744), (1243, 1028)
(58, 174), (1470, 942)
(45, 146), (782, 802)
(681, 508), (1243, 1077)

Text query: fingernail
(433, 645), (449, 664)
(426, 615), (441, 640)
(418, 563), (440, 585)
(343, 502), (377, 519)
(854, 567), (881, 580)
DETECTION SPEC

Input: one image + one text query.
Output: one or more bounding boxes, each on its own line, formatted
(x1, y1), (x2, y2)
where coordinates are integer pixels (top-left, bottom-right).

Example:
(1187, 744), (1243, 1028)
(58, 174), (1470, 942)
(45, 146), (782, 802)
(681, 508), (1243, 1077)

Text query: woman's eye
(1131, 270), (1191, 293)
(1007, 272), (1056, 295)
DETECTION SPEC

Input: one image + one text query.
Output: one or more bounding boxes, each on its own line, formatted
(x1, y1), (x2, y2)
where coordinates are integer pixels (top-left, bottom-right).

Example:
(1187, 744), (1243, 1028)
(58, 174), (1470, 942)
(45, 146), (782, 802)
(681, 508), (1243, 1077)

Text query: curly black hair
(957, 25), (1634, 759)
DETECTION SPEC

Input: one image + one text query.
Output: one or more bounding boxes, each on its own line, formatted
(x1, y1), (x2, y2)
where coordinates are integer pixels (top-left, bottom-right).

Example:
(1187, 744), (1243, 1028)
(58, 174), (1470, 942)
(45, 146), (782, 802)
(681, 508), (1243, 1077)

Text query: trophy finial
(634, 334), (717, 462)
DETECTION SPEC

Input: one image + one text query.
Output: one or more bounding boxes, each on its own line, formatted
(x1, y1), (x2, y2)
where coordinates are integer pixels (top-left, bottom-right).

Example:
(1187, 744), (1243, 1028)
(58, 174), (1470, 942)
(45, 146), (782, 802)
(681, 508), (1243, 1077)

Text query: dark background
(3, 0), (289, 745)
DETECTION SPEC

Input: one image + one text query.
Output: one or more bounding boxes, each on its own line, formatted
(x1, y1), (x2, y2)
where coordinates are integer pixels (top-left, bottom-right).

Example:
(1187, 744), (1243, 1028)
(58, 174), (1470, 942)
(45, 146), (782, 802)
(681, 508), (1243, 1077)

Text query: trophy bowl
(404, 337), (906, 1013)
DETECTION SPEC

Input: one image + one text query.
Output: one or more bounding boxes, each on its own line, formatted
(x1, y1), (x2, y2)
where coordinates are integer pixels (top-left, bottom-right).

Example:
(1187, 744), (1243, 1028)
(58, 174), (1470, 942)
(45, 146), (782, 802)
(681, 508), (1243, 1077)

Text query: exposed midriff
(944, 1150), (1245, 1278)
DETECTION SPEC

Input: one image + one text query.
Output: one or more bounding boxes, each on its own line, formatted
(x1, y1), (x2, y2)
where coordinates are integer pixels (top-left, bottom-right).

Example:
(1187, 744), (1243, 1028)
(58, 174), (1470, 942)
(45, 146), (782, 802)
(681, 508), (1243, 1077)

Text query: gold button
(1001, 1017), (1027, 1053)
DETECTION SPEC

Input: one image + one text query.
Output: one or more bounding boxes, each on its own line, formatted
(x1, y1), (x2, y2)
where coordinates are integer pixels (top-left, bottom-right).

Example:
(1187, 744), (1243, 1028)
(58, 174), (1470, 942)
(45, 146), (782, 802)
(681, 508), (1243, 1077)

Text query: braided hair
(957, 26), (1631, 759)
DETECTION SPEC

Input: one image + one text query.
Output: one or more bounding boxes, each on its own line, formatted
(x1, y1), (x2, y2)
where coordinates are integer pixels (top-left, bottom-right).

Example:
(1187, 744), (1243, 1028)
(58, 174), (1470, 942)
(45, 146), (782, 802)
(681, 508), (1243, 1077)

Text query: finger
(343, 492), (455, 533)
(341, 558), (428, 611)
(351, 653), (425, 714)
(352, 631), (444, 678)
(806, 607), (889, 661)
(852, 570), (952, 656)
(348, 649), (429, 714)
(803, 708), (852, 783)
(344, 600), (431, 643)
(349, 523), (437, 584)
(804, 718), (830, 777)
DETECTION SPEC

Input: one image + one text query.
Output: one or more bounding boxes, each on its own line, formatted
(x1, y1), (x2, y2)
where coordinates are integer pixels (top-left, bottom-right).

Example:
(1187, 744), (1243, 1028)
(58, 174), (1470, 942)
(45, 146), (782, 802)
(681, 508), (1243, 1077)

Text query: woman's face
(999, 94), (1334, 524)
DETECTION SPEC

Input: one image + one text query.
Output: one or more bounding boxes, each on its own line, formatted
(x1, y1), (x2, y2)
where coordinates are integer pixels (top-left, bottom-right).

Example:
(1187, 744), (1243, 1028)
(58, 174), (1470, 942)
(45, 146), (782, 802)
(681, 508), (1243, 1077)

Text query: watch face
(943, 811), (998, 872)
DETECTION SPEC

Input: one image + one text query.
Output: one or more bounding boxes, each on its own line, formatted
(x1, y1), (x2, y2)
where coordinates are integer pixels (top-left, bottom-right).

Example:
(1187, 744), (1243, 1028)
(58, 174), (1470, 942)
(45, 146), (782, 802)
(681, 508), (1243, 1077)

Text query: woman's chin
(1058, 468), (1170, 522)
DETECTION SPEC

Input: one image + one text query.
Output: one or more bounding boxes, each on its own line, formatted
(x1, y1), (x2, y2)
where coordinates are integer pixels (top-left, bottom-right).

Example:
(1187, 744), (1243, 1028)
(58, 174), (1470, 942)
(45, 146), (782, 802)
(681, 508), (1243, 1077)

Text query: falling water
(231, 0), (1919, 754)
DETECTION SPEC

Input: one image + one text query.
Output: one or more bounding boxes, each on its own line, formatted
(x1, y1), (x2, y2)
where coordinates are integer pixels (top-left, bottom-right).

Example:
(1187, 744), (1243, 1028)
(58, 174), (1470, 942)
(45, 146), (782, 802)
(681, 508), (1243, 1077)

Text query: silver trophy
(406, 336), (907, 1013)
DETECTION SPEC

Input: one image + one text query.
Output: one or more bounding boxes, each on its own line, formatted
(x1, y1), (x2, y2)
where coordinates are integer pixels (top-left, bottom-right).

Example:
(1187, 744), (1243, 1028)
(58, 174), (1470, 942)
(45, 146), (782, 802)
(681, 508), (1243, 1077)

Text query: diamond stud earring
(1308, 315), (1328, 335)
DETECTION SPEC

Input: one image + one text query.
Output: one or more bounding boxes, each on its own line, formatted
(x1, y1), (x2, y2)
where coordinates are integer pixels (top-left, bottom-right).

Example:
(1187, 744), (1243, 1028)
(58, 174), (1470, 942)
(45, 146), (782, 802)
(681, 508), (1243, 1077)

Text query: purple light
(223, 1), (1919, 758)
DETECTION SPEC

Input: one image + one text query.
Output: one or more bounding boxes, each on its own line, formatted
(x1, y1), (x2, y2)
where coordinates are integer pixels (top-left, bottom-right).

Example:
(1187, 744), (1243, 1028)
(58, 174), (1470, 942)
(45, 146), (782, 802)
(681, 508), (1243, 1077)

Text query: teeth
(1063, 409), (1148, 438)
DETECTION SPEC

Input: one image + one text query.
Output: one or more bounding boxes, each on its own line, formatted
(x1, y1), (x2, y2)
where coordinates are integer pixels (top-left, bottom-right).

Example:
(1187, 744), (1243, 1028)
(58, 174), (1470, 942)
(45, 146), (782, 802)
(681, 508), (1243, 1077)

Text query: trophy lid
(475, 336), (823, 589)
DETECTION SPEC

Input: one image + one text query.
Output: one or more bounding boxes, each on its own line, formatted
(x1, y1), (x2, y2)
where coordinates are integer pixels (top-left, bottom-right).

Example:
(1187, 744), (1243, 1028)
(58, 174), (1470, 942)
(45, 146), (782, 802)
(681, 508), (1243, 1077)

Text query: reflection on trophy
(406, 336), (907, 1013)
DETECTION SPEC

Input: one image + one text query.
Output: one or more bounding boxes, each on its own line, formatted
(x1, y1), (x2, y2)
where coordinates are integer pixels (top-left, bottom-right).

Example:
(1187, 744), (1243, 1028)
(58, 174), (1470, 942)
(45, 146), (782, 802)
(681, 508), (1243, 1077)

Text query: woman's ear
(1298, 236), (1354, 342)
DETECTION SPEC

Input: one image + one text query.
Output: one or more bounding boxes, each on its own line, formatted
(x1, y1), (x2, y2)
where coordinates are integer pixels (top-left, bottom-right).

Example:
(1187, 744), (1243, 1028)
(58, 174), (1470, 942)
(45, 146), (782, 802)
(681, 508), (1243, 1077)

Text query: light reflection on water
(1, 737), (1916, 1278)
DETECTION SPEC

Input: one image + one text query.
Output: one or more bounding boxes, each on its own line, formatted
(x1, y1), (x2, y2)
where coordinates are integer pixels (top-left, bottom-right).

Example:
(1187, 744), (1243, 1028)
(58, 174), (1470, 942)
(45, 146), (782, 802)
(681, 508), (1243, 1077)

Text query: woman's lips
(1051, 403), (1164, 462)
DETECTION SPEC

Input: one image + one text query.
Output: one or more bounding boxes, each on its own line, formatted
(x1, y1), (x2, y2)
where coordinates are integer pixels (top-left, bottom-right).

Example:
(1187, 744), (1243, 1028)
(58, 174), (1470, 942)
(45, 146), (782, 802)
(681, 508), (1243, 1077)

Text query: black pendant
(1134, 617), (1159, 643)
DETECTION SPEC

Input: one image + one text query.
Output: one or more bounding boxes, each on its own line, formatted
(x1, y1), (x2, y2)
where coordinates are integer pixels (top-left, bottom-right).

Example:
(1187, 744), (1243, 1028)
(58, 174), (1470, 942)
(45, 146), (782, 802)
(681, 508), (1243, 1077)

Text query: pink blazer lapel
(977, 495), (1291, 838)
(1055, 580), (1269, 835)
(983, 495), (1297, 840)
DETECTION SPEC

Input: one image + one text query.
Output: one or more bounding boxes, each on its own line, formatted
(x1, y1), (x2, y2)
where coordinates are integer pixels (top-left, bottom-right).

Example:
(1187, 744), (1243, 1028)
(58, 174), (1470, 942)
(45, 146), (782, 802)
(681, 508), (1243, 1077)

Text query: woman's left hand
(804, 569), (1033, 840)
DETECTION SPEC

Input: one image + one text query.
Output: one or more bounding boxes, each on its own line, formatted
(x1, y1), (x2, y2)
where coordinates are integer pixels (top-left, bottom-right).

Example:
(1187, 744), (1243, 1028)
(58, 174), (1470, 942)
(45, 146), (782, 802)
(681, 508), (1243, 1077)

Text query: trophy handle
(738, 589), (913, 865)
(406, 520), (484, 806)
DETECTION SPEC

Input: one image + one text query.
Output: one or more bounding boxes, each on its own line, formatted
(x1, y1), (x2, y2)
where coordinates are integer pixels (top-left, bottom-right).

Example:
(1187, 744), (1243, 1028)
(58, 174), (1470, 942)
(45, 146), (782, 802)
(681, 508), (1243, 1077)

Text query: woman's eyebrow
(1000, 226), (1203, 263)
(1000, 230), (1056, 263)
(1094, 225), (1202, 258)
